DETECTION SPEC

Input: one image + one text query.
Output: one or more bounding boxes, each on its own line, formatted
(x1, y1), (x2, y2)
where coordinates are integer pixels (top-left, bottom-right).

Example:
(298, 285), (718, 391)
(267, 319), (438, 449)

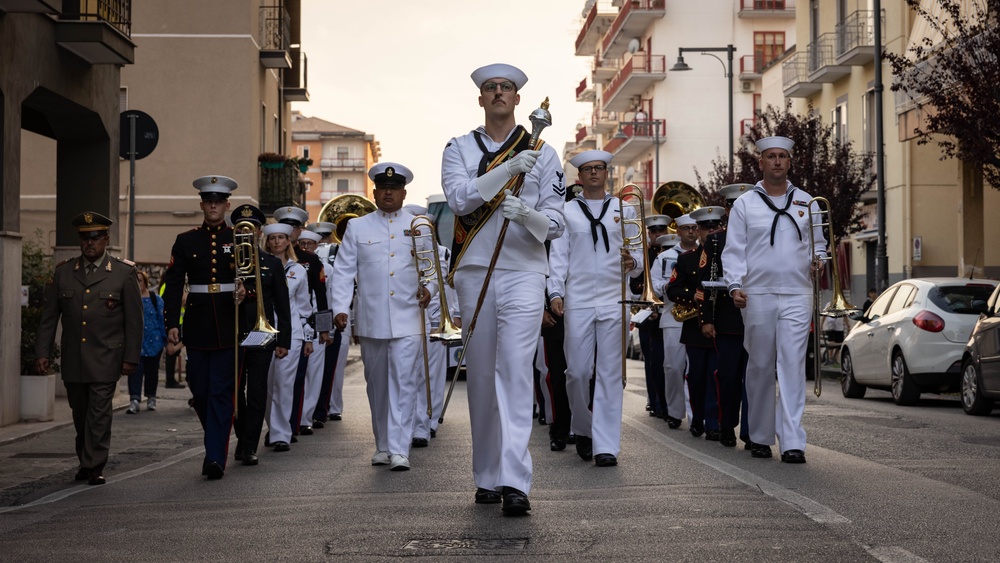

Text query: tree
(886, 0), (1000, 189)
(694, 101), (874, 244)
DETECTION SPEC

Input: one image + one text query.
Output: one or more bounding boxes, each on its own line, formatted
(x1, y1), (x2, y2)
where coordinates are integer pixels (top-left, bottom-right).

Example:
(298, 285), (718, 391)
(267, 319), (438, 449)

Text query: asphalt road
(1, 348), (999, 562)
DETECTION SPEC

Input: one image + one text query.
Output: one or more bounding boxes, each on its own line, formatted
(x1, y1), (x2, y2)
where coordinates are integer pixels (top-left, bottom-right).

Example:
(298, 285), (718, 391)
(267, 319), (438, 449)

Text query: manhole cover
(404, 538), (528, 550)
(9, 453), (76, 459)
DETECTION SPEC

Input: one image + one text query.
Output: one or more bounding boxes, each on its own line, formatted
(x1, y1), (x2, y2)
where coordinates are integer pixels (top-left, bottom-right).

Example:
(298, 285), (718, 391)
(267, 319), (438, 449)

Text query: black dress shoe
(74, 468), (89, 481)
(594, 453), (618, 467)
(88, 469), (106, 486)
(273, 442), (290, 452)
(412, 437), (429, 448)
(474, 487), (502, 504)
(720, 430), (738, 448)
(780, 449), (806, 464)
(241, 453), (259, 466)
(705, 429), (721, 442)
(690, 422), (705, 438)
(550, 438), (566, 452)
(234, 449), (244, 462)
(648, 410), (659, 417)
(750, 444), (773, 458)
(538, 416), (547, 426)
(264, 432), (272, 448)
(329, 414), (342, 421)
(291, 436), (298, 443)
(566, 434), (577, 445)
(500, 487), (531, 516)
(430, 428), (436, 438)
(575, 436), (593, 461)
(743, 439), (754, 451)
(666, 416), (682, 429)
(165, 382), (186, 389)
(312, 420), (325, 429)
(204, 461), (224, 480)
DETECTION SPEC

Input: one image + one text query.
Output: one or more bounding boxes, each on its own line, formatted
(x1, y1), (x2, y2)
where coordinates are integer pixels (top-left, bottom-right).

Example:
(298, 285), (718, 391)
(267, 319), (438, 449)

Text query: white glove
(475, 165), (510, 202)
(505, 150), (541, 177)
(501, 189), (531, 226)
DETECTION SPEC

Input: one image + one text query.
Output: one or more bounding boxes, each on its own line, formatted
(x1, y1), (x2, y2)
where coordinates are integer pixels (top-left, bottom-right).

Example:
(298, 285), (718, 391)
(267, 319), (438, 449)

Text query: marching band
(148, 64), (822, 521)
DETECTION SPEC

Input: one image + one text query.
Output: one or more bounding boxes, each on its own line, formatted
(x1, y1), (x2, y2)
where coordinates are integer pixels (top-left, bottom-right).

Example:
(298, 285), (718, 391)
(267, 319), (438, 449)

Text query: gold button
(212, 259), (217, 264)
(212, 234), (217, 239)
(212, 250), (217, 255)
(390, 272), (394, 276)
(390, 253), (394, 258)
(211, 268), (217, 273)
(82, 321), (87, 326)
(85, 289), (91, 294)
(83, 305), (88, 310)
(82, 338), (87, 343)
(389, 219), (393, 223)
(390, 235), (395, 239)
(390, 291), (395, 296)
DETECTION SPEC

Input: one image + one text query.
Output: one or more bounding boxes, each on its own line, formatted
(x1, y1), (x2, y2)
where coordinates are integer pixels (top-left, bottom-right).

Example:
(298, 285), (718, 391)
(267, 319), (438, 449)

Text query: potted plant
(257, 152), (286, 169)
(20, 230), (60, 421)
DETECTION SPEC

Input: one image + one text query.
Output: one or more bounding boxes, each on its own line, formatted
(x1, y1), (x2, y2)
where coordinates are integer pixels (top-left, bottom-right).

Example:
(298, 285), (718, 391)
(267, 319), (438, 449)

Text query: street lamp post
(670, 45), (736, 174)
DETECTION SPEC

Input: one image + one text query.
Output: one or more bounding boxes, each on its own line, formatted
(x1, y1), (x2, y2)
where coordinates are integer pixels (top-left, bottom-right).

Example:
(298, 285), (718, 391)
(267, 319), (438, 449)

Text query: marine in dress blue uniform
(163, 175), (238, 480)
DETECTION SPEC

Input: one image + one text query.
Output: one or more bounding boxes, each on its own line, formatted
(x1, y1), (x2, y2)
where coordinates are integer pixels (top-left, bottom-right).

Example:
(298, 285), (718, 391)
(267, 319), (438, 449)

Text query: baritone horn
(808, 196), (859, 397)
(617, 184), (660, 388)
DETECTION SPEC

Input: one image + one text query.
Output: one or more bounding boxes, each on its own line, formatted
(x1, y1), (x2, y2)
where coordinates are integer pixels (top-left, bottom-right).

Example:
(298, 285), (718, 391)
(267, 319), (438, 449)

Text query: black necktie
(86, 263), (95, 276)
(576, 198), (612, 252)
(755, 190), (801, 246)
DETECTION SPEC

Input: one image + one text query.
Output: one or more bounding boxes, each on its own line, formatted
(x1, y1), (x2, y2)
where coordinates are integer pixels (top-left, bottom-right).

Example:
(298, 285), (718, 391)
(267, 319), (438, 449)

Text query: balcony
(592, 109), (619, 134)
(602, 53), (666, 113)
(592, 56), (622, 83)
(738, 0), (795, 18)
(259, 4), (292, 68)
(0, 0), (59, 13)
(575, 77), (595, 103)
(835, 10), (883, 66)
(740, 118), (757, 136)
(320, 157), (367, 171)
(284, 48), (309, 101)
(259, 166), (305, 214)
(55, 0), (134, 65)
(575, 125), (597, 150)
(782, 52), (821, 98)
(575, 0), (616, 56)
(807, 33), (850, 83)
(600, 0), (666, 60)
(739, 53), (765, 80)
(602, 119), (664, 163)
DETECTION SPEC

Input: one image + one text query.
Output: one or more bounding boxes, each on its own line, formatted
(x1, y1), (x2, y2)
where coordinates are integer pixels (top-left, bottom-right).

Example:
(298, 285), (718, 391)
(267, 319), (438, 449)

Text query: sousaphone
(652, 181), (704, 232)
(317, 194), (377, 243)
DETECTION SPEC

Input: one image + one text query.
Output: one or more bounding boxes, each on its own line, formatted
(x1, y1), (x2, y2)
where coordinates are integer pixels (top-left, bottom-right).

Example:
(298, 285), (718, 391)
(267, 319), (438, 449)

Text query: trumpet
(808, 197), (859, 397)
(617, 184), (660, 388)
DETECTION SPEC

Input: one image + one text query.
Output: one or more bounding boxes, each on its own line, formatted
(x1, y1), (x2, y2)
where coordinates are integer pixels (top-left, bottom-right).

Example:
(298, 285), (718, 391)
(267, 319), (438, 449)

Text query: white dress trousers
(267, 260), (310, 444)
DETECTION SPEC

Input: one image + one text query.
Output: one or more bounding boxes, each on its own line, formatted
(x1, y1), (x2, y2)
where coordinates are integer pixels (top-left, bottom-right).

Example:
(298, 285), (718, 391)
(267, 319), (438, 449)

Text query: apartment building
(773, 0), (998, 294)
(290, 111), (380, 222)
(571, 0), (797, 200)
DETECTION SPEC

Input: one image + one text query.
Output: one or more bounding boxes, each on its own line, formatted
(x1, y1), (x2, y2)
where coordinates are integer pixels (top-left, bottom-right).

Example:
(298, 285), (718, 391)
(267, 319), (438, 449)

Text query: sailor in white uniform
(547, 149), (642, 467)
(722, 136), (825, 464)
(441, 63), (565, 515)
(295, 228), (332, 433)
(649, 229), (688, 428)
(331, 162), (431, 471)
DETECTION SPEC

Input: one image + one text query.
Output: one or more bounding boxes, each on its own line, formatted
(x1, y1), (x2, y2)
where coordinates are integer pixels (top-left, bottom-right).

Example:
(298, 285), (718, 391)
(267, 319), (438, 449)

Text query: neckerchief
(755, 189), (801, 246)
(575, 196), (612, 252)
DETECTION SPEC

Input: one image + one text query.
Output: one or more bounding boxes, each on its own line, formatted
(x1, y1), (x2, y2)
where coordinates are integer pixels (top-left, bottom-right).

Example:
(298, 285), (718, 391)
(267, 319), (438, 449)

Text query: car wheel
(961, 358), (994, 416)
(891, 351), (920, 406)
(840, 349), (866, 399)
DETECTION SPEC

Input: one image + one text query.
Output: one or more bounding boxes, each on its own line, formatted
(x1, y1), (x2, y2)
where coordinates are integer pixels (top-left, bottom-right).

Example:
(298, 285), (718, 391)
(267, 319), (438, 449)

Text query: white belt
(189, 283), (236, 294)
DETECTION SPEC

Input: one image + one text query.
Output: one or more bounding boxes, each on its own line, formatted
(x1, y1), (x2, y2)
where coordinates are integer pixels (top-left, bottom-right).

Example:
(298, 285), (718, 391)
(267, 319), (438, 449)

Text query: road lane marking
(866, 545), (932, 563)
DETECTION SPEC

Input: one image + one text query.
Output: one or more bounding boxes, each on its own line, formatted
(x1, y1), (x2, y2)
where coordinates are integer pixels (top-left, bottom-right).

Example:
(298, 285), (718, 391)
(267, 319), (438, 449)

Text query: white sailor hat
(306, 222), (335, 236)
(402, 203), (427, 216)
(273, 206), (309, 227)
(569, 150), (613, 169)
(262, 223), (294, 237)
(690, 206), (727, 224)
(297, 230), (322, 243)
(655, 234), (681, 248)
(471, 63), (528, 90)
(368, 162), (413, 188)
(645, 214), (671, 229)
(755, 136), (794, 154)
(675, 214), (696, 228)
(193, 175), (237, 200)
(720, 183), (754, 201)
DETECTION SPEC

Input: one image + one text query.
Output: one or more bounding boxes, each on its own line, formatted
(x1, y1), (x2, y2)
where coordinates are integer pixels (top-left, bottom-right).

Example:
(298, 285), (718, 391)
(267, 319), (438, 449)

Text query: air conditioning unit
(740, 80), (755, 93)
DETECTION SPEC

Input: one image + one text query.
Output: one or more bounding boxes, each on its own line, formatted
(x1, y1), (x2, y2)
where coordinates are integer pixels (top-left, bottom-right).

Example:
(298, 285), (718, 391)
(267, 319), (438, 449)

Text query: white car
(840, 277), (998, 405)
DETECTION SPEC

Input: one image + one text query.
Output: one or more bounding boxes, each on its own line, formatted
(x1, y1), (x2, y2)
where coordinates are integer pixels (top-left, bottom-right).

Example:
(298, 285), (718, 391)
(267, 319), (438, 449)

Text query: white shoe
(127, 399), (140, 414)
(389, 454), (410, 471)
(147, 397), (157, 411)
(371, 451), (390, 466)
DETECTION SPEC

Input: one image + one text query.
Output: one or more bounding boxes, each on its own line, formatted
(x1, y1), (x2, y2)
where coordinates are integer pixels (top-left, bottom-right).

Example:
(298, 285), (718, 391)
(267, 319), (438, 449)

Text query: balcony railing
(575, 0), (616, 56)
(60, 0), (131, 37)
(320, 158), (367, 170)
(602, 119), (664, 162)
(739, 53), (764, 75)
(835, 10), (884, 65)
(259, 167), (305, 214)
(575, 77), (595, 103)
(284, 48), (309, 101)
(806, 32), (850, 82)
(259, 4), (291, 68)
(600, 0), (666, 59)
(592, 56), (622, 82)
(738, 0), (795, 17)
(781, 52), (821, 98)
(602, 53), (666, 112)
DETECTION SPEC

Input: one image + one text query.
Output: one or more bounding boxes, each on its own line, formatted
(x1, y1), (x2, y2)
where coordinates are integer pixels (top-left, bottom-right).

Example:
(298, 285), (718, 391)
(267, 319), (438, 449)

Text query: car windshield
(928, 285), (996, 314)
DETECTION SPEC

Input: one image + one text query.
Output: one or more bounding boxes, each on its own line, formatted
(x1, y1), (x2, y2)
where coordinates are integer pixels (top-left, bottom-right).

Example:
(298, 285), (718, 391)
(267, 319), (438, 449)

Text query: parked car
(840, 277), (998, 405)
(960, 284), (1000, 415)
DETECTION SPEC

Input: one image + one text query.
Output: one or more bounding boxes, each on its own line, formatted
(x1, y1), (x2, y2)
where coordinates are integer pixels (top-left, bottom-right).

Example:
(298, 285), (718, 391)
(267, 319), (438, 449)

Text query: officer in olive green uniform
(35, 212), (143, 485)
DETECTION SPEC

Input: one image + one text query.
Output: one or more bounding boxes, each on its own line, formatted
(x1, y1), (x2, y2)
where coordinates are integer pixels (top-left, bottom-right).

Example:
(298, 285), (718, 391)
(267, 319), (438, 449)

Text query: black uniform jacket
(163, 222), (236, 350)
(666, 245), (713, 348)
(699, 231), (744, 336)
(295, 248), (330, 317)
(239, 252), (292, 350)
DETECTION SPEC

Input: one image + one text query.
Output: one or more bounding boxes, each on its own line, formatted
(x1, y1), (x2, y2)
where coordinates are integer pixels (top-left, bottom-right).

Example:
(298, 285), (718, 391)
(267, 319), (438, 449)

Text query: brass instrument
(233, 220), (280, 416)
(618, 184), (661, 388)
(317, 194), (377, 243)
(410, 216), (462, 419)
(652, 181), (704, 232)
(808, 196), (859, 397)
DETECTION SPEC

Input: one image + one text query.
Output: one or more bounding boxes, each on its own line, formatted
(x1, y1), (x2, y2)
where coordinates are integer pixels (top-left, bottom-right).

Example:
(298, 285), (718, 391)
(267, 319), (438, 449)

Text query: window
(867, 287), (897, 320)
(260, 105), (267, 153)
(337, 146), (349, 160)
(886, 284), (915, 315)
(302, 145), (310, 159)
(337, 179), (349, 193)
(863, 87), (877, 180)
(831, 98), (847, 144)
(119, 87), (128, 112)
(754, 32), (785, 71)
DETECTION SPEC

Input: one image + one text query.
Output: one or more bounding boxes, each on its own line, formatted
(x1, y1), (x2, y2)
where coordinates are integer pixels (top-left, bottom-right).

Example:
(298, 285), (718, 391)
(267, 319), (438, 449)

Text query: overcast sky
(293, 0), (594, 205)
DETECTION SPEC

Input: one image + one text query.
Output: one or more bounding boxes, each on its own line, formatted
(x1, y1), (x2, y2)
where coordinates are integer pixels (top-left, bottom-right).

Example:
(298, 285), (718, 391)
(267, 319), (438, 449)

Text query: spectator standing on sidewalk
(127, 271), (168, 413)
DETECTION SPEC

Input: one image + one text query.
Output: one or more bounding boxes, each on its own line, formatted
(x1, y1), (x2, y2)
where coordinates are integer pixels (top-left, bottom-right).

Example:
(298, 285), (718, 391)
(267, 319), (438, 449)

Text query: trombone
(233, 220), (280, 416)
(808, 197), (859, 397)
(617, 184), (661, 388)
(410, 216), (461, 418)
